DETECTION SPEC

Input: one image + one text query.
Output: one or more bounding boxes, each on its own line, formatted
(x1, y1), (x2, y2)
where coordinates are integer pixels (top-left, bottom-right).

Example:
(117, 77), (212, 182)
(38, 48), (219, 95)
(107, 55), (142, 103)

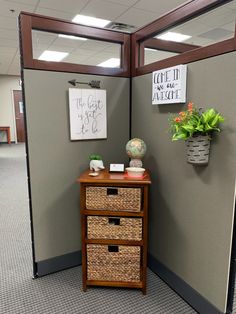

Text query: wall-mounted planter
(186, 135), (211, 165)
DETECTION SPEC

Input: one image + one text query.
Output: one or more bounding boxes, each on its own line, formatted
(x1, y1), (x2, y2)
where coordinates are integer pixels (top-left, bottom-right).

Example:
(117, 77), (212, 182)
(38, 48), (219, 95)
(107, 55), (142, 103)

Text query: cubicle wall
(132, 52), (236, 313)
(23, 69), (130, 274)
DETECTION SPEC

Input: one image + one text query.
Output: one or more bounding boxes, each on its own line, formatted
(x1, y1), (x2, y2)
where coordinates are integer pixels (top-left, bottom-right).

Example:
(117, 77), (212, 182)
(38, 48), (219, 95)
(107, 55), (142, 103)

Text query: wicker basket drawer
(87, 244), (141, 282)
(87, 216), (142, 240)
(86, 186), (141, 212)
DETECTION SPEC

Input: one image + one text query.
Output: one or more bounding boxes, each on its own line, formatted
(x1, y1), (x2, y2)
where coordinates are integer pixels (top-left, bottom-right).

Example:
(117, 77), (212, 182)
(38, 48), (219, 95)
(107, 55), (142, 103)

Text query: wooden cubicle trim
(19, 12), (131, 77)
(131, 0), (235, 76)
(138, 39), (200, 67)
(143, 38), (200, 53)
(134, 0), (229, 41)
(136, 38), (236, 76)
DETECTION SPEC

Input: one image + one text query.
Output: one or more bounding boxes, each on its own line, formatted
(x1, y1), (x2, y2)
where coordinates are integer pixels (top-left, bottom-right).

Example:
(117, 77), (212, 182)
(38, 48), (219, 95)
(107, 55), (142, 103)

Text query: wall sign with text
(69, 88), (107, 140)
(152, 64), (187, 105)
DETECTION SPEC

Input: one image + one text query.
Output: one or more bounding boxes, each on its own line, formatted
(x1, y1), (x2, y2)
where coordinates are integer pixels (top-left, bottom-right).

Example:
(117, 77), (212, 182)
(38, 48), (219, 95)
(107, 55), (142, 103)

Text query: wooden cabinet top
(77, 169), (151, 185)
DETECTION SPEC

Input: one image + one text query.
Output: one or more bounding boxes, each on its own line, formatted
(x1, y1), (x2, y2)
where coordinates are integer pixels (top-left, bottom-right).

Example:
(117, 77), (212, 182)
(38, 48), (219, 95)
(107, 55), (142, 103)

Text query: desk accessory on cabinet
(89, 154), (105, 172)
(109, 163), (124, 172)
(126, 138), (147, 167)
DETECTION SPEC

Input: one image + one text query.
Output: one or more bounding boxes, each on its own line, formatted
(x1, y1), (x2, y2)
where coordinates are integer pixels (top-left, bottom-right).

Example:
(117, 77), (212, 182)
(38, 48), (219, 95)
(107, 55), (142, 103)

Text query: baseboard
(36, 250), (82, 277)
(148, 254), (224, 314)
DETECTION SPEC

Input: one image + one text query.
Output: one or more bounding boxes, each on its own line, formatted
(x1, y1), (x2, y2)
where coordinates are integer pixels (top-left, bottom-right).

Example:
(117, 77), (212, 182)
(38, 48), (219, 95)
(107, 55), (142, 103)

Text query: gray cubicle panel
(132, 51), (236, 313)
(23, 69), (130, 274)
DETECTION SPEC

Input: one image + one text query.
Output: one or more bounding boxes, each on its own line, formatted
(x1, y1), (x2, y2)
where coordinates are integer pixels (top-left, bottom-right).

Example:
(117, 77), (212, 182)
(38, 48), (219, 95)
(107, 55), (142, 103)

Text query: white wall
(0, 75), (21, 143)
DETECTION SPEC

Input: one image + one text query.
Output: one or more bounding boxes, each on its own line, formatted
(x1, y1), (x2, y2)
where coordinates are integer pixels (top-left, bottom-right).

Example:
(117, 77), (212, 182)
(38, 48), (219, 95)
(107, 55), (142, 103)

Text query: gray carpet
(0, 143), (228, 313)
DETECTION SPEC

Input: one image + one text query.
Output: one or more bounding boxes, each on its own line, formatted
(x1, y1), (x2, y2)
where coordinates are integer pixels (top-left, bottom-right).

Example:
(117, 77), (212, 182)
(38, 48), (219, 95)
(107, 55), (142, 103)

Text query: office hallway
(0, 143), (233, 313)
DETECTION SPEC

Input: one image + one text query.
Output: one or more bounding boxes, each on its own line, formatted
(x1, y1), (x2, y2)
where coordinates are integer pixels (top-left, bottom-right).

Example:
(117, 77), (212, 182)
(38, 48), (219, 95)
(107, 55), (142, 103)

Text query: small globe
(126, 138), (147, 159)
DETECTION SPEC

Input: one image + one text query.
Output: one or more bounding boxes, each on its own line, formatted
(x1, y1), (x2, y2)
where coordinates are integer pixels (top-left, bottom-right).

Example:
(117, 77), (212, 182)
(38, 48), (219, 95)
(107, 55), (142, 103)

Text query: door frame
(12, 88), (24, 143)
(11, 88), (19, 144)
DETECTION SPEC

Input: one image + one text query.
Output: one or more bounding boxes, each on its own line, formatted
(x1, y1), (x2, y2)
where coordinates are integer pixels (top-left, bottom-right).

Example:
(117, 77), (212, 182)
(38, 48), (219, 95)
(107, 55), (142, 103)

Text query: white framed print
(69, 88), (107, 140)
(152, 64), (187, 105)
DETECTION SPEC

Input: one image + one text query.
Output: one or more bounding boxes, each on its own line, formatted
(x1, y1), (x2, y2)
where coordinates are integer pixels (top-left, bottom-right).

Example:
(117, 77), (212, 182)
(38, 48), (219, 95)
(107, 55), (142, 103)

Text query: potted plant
(169, 102), (224, 165)
(89, 154), (105, 171)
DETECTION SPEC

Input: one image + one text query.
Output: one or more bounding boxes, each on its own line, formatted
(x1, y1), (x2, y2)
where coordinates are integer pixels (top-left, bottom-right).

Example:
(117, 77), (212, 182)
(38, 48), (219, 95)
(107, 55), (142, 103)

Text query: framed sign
(69, 88), (107, 140)
(152, 64), (187, 105)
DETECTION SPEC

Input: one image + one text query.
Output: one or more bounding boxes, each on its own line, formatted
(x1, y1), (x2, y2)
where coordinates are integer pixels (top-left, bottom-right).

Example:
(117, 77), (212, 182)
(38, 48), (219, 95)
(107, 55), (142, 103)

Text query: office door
(13, 90), (25, 142)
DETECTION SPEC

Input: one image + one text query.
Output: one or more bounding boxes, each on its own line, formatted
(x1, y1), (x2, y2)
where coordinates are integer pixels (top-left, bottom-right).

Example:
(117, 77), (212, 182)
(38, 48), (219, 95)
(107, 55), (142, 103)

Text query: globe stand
(129, 158), (143, 168)
(126, 138), (147, 169)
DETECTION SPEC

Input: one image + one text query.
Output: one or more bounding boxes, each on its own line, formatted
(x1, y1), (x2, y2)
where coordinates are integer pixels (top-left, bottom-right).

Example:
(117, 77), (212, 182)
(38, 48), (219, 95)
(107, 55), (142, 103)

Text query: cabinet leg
(142, 286), (147, 295)
(82, 283), (87, 292)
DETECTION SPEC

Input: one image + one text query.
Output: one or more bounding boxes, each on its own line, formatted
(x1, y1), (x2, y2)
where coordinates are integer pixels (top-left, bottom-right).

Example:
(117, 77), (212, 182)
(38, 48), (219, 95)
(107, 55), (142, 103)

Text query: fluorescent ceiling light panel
(97, 58), (120, 68)
(38, 50), (68, 62)
(156, 31), (191, 42)
(72, 14), (110, 28)
(58, 34), (87, 41)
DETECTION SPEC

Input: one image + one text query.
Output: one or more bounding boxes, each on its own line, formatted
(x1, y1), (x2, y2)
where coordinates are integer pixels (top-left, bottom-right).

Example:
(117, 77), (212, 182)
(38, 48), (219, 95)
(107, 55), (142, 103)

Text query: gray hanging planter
(185, 134), (211, 165)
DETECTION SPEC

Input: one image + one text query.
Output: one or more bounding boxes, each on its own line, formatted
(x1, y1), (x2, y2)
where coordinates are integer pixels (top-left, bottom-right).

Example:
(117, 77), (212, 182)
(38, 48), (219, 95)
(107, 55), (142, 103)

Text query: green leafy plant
(169, 102), (225, 141)
(89, 154), (102, 160)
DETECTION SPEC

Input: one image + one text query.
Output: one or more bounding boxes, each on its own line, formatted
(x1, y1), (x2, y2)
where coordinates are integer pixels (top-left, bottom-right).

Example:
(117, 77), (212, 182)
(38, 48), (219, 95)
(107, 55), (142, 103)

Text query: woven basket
(86, 187), (141, 212)
(186, 135), (211, 165)
(87, 244), (141, 282)
(87, 216), (142, 240)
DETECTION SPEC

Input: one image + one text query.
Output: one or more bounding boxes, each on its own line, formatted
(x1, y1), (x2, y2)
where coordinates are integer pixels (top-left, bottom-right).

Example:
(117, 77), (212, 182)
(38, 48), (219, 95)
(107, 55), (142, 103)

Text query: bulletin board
(69, 88), (107, 140)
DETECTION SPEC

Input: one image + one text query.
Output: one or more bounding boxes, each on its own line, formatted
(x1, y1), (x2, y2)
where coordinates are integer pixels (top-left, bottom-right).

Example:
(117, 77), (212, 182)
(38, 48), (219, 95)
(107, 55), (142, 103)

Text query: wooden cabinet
(78, 169), (151, 294)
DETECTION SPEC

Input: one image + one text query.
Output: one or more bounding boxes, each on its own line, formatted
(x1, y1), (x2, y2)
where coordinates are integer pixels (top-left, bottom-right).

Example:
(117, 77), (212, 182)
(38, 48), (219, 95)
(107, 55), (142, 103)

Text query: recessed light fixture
(58, 34), (87, 41)
(72, 14), (111, 28)
(38, 50), (68, 62)
(156, 31), (191, 42)
(97, 58), (120, 68)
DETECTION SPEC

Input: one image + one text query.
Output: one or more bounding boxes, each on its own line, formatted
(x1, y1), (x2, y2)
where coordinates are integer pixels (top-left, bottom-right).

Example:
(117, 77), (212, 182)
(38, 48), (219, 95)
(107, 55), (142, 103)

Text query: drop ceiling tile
(0, 16), (18, 30)
(6, 0), (38, 5)
(84, 55), (112, 66)
(63, 54), (91, 64)
(134, 0), (186, 15)
(7, 68), (20, 75)
(221, 21), (235, 32)
(0, 63), (9, 74)
(78, 39), (113, 50)
(0, 29), (18, 40)
(7, 61), (20, 75)
(198, 28), (233, 40)
(32, 30), (57, 46)
(197, 9), (235, 28)
(70, 48), (96, 57)
(0, 46), (18, 54)
(145, 50), (177, 65)
(104, 0), (137, 5)
(32, 49), (45, 59)
(35, 7), (74, 21)
(96, 51), (120, 60)
(0, 38), (19, 48)
(51, 37), (88, 48)
(38, 0), (89, 14)
(0, 1), (35, 17)
(226, 1), (236, 9)
(116, 8), (158, 27)
(80, 0), (129, 20)
(103, 44), (121, 53)
(46, 44), (75, 53)
(186, 36), (215, 46)
(173, 22), (214, 37)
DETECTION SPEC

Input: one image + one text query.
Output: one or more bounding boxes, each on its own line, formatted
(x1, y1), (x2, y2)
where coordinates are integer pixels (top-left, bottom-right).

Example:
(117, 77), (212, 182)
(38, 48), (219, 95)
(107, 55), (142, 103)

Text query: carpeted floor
(0, 143), (233, 313)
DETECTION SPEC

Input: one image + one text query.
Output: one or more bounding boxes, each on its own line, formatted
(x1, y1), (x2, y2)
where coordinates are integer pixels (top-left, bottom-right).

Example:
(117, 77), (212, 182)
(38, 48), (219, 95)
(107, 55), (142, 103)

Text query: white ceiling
(0, 0), (235, 75)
